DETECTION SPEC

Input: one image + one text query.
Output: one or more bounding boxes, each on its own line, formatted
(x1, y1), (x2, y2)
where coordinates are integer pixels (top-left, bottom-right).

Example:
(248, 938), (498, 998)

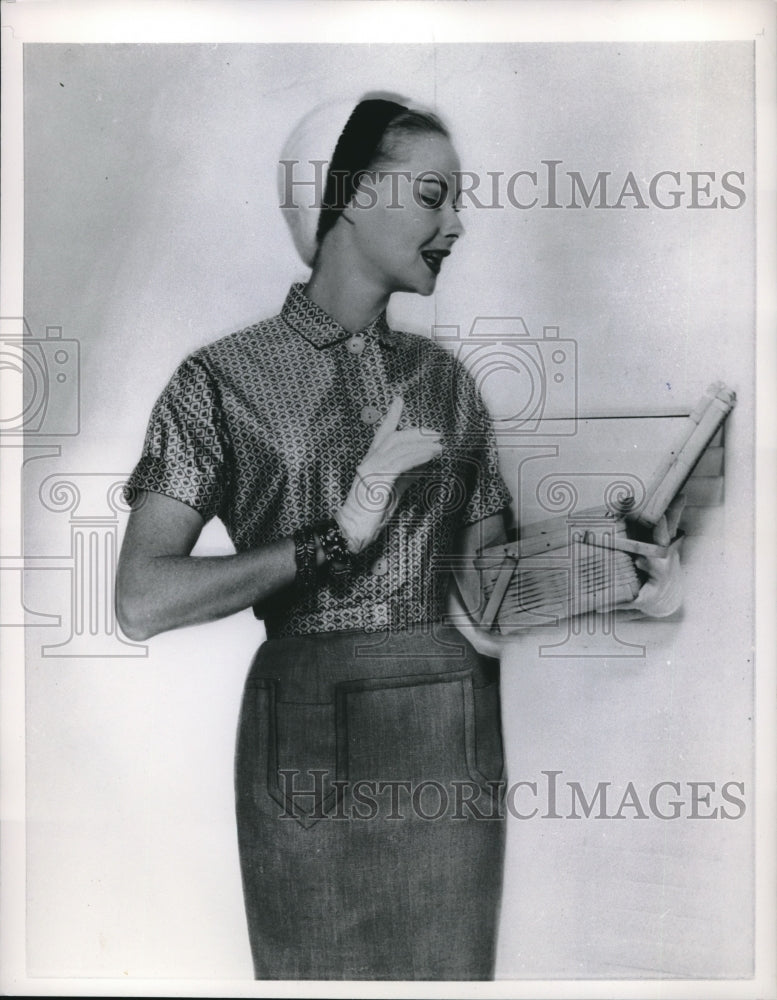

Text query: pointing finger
(371, 396), (404, 449)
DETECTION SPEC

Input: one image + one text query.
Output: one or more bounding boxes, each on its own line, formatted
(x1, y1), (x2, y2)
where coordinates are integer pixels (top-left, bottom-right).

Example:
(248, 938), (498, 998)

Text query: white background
(2, 2), (775, 998)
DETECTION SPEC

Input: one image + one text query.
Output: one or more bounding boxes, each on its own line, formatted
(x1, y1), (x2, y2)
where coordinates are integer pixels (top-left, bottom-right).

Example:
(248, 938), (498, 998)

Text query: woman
(117, 94), (679, 980)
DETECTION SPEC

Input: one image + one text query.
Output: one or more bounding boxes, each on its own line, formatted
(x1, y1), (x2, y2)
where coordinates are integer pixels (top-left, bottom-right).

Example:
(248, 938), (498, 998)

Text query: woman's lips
(420, 249), (450, 275)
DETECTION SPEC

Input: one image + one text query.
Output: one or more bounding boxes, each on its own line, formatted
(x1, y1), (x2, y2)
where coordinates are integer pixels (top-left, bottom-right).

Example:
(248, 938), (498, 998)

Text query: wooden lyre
(475, 383), (736, 633)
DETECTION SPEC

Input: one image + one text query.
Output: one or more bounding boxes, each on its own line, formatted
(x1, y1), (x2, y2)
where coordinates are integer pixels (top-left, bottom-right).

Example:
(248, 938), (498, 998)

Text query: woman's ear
(341, 170), (382, 226)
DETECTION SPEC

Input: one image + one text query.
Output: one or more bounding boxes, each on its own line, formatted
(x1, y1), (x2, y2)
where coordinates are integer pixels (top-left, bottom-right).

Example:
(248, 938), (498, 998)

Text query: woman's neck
(304, 235), (389, 334)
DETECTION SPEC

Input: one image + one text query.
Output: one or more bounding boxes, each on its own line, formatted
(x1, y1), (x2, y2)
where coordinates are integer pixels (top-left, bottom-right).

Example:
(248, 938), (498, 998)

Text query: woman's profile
(116, 93), (680, 980)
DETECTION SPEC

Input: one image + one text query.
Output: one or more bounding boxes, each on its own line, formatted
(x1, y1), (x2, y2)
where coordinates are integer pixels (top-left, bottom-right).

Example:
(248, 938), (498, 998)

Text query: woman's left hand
(616, 538), (684, 617)
(615, 494), (686, 618)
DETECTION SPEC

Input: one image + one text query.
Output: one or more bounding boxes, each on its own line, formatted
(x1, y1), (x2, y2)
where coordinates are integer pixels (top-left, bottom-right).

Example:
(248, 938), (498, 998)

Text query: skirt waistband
(246, 624), (499, 704)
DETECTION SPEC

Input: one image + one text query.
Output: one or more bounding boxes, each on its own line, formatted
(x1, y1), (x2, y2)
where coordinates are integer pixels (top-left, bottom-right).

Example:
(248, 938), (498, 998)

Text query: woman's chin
(411, 271), (439, 296)
(389, 267), (439, 297)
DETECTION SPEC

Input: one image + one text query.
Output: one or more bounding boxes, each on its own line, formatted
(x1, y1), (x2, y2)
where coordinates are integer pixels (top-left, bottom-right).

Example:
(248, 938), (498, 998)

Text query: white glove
(334, 395), (442, 553)
(617, 493), (686, 618)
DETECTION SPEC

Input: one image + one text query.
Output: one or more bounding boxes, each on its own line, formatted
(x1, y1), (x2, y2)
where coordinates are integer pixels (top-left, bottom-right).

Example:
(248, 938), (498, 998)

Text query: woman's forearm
(116, 537), (299, 641)
(116, 489), (324, 641)
(451, 510), (511, 620)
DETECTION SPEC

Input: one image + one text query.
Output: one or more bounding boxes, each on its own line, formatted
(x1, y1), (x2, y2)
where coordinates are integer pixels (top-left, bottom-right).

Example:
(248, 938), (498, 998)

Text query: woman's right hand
(335, 395), (442, 553)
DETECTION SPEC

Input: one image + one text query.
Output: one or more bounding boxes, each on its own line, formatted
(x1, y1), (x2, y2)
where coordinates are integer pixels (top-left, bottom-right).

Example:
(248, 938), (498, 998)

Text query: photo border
(1, 2), (775, 998)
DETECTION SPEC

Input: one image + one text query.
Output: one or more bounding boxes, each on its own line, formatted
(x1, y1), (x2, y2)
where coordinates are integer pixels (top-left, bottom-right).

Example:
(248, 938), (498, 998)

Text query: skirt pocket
(335, 668), (504, 794)
(237, 667), (506, 830)
(236, 678), (341, 829)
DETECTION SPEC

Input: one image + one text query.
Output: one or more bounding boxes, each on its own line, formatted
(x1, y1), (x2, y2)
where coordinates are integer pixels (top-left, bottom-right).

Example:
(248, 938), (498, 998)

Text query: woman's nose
(444, 204), (464, 240)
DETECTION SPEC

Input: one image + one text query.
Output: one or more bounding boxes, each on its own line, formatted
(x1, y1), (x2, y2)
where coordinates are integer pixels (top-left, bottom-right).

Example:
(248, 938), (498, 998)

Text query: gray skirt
(234, 623), (506, 980)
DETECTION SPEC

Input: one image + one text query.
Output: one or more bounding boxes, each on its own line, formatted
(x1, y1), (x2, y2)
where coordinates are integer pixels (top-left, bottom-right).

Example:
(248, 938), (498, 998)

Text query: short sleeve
(454, 364), (513, 527)
(124, 355), (230, 522)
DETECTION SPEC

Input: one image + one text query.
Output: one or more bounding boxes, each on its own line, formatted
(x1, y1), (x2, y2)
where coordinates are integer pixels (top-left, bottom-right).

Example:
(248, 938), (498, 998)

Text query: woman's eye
(418, 187), (444, 208)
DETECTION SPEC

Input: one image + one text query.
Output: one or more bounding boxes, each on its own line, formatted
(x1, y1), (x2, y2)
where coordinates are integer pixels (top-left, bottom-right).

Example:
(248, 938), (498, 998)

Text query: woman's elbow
(115, 573), (157, 642)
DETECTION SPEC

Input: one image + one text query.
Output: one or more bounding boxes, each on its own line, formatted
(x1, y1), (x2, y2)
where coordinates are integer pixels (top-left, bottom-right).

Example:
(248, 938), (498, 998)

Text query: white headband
(277, 92), (430, 267)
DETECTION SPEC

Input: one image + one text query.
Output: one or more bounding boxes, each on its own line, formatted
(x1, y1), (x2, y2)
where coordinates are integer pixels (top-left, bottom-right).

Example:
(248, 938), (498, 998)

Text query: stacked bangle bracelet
(292, 517), (353, 593)
(313, 517), (354, 576)
(292, 525), (319, 593)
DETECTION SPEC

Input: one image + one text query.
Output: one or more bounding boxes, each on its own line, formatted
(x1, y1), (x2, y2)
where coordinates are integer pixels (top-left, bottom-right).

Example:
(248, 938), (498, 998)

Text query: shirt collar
(281, 282), (397, 349)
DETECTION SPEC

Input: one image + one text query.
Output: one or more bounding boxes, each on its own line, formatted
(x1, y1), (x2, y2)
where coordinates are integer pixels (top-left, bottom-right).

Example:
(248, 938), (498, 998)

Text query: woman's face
(346, 132), (464, 297)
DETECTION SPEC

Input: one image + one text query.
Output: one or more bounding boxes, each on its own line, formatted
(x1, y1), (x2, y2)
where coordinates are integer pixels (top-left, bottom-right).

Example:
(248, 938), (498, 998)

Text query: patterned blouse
(125, 283), (512, 637)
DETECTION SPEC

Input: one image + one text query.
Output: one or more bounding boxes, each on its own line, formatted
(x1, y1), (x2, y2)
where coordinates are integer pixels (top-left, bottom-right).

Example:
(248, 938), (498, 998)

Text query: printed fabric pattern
(125, 283), (512, 637)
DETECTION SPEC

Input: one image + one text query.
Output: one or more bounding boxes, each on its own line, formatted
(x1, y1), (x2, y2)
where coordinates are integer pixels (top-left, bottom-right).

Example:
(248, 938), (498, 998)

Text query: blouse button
(360, 405), (381, 426)
(346, 335), (366, 355)
(371, 557), (389, 577)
